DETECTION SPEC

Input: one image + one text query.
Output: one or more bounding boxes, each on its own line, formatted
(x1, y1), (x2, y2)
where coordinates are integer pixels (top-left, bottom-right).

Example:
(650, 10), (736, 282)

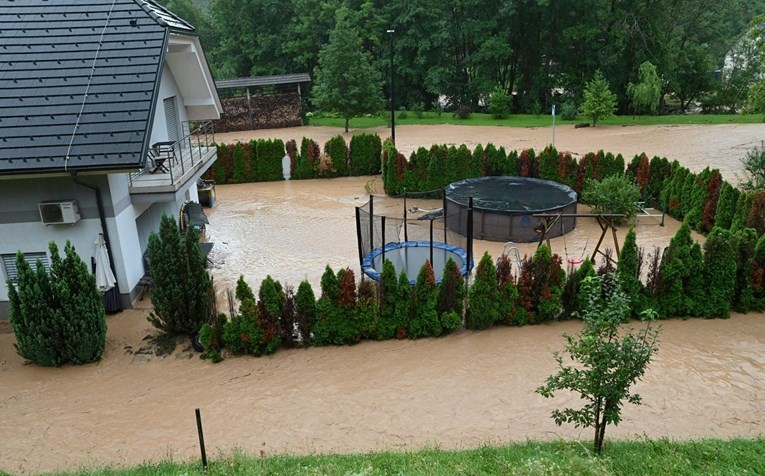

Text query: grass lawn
(45, 438), (765, 475)
(308, 112), (765, 129)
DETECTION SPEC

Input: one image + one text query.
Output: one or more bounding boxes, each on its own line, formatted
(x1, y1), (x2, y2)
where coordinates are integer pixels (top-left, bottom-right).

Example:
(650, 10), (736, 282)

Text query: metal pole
(382, 215), (386, 266)
(355, 207), (364, 271)
(387, 29), (395, 145)
(403, 187), (408, 242)
(551, 104), (556, 148)
(430, 218), (434, 267)
(369, 195), (375, 250)
(195, 408), (208, 470)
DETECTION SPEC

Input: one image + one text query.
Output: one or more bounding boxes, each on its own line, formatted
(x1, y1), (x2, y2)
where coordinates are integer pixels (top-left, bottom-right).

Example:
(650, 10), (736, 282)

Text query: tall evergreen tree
(312, 7), (384, 132)
(580, 71), (617, 126)
(147, 215), (214, 335)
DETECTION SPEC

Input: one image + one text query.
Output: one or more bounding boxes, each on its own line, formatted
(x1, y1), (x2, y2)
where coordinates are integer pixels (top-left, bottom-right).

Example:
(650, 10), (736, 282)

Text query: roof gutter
(70, 172), (122, 311)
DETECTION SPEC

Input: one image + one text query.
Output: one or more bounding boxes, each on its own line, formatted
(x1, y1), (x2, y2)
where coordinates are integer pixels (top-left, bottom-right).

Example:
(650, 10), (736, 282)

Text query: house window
(2, 252), (50, 284)
(163, 96), (179, 143)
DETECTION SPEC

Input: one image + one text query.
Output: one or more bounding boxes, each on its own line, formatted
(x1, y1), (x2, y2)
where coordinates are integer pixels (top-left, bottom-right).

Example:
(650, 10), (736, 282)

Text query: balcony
(128, 121), (216, 199)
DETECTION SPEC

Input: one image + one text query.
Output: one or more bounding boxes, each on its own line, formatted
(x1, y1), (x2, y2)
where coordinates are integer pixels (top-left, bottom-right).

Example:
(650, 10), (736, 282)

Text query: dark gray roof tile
(0, 0), (195, 173)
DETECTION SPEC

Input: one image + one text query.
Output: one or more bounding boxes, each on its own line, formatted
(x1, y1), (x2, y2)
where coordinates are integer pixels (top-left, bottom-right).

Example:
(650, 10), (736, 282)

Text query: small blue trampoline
(355, 193), (474, 285)
(361, 241), (470, 285)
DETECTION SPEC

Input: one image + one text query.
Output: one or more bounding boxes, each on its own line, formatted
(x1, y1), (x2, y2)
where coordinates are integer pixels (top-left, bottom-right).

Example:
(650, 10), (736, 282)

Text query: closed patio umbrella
(94, 233), (116, 293)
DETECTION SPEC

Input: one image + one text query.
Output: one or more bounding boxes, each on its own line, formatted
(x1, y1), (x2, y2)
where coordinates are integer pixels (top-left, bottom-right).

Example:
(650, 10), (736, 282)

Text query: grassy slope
(308, 112), (764, 129)
(48, 438), (765, 475)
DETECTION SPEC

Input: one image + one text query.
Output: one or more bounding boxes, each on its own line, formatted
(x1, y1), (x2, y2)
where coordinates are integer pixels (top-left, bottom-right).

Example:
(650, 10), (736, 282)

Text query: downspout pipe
(70, 172), (121, 302)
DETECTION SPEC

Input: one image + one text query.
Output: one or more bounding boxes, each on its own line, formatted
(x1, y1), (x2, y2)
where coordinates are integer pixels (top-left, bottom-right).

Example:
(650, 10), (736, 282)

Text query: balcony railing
(128, 120), (216, 192)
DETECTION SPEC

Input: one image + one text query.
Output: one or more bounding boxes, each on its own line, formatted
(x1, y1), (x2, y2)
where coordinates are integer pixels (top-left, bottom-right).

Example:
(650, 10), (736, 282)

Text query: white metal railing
(129, 120), (216, 188)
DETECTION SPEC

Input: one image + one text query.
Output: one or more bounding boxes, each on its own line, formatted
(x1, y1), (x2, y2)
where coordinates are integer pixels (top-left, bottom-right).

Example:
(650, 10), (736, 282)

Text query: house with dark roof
(0, 0), (223, 316)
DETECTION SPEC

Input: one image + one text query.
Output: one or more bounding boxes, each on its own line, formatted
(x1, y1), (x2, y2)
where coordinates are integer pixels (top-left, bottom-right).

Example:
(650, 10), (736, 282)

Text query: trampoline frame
(361, 241), (470, 285)
(444, 176), (578, 243)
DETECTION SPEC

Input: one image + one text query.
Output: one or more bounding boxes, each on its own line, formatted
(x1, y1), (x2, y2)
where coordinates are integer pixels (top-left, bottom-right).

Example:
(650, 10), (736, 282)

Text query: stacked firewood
(215, 93), (302, 132)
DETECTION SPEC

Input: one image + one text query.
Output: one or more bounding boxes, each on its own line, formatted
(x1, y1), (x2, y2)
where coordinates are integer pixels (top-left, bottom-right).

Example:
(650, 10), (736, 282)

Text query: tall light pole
(387, 29), (395, 145)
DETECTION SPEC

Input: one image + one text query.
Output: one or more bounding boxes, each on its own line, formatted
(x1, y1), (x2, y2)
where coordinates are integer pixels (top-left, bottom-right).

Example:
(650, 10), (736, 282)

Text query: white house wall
(0, 176), (113, 303)
(150, 65), (191, 147)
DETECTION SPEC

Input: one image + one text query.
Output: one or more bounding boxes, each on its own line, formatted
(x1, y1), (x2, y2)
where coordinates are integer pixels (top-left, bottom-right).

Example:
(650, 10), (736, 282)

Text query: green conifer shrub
(355, 279), (378, 340)
(732, 228), (758, 312)
(436, 258), (465, 322)
(394, 271), (413, 338)
(349, 133), (382, 175)
(715, 182), (740, 230)
(325, 135), (349, 177)
(496, 254), (521, 325)
(222, 277), (265, 355)
(409, 261), (442, 338)
(466, 252), (500, 329)
(730, 192), (753, 233)
(539, 145), (559, 181)
(231, 142), (246, 183)
(701, 228), (737, 318)
(313, 265), (340, 345)
(700, 170), (723, 233)
(656, 221), (701, 317)
(617, 228), (643, 317)
(257, 276), (283, 353)
(212, 143), (229, 183)
(295, 280), (317, 344)
(745, 191), (765, 235)
(147, 215), (214, 335)
(377, 259), (399, 340)
(8, 242), (107, 366)
(561, 259), (596, 318)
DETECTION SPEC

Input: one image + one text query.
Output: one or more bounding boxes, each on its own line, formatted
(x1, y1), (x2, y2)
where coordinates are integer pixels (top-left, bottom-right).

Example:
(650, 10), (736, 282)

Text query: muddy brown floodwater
(1, 125), (765, 474)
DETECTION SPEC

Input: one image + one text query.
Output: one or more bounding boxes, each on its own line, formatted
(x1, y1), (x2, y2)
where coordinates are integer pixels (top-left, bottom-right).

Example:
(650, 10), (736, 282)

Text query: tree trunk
(344, 117), (349, 133)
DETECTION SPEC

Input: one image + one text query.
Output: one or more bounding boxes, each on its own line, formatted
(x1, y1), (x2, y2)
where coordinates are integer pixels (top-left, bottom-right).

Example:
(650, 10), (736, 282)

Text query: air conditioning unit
(38, 200), (81, 225)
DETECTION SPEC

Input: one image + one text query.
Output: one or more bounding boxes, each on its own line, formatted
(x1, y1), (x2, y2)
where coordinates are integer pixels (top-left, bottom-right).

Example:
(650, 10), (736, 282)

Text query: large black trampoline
(444, 176), (578, 242)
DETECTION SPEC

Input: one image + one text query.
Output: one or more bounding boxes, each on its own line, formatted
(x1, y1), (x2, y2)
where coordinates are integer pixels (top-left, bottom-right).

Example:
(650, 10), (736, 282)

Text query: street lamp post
(387, 29), (395, 145)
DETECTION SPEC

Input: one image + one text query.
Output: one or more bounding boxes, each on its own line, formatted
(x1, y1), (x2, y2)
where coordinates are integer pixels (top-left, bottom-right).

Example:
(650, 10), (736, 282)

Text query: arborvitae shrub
(257, 276), (283, 353)
(437, 258), (465, 320)
(561, 258), (596, 318)
(496, 254), (520, 325)
(634, 153), (651, 194)
(463, 144), (481, 178)
(617, 228), (642, 317)
(355, 279), (378, 340)
(8, 242), (107, 366)
(313, 265), (340, 346)
(506, 149), (518, 176)
(232, 142), (246, 183)
(531, 245), (565, 321)
(148, 215), (214, 335)
(745, 191), (765, 235)
(409, 261), (442, 338)
(383, 140), (402, 194)
(253, 139), (285, 181)
(445, 145), (460, 184)
(732, 228), (758, 312)
(223, 277), (265, 355)
(715, 182), (739, 230)
(199, 314), (225, 363)
(335, 267), (361, 344)
(295, 280), (317, 345)
(212, 143), (229, 183)
(484, 143), (502, 175)
(473, 144), (485, 176)
(467, 252), (500, 329)
(699, 228), (737, 318)
(730, 192), (753, 233)
(349, 133), (382, 175)
(657, 221), (699, 317)
(426, 145), (447, 191)
(285, 138), (298, 171)
(406, 147), (430, 190)
(752, 234), (765, 308)
(377, 259), (399, 340)
(539, 145), (559, 181)
(647, 156), (671, 205)
(325, 135), (349, 176)
(666, 167), (689, 218)
(700, 170), (723, 233)
(394, 271), (413, 338)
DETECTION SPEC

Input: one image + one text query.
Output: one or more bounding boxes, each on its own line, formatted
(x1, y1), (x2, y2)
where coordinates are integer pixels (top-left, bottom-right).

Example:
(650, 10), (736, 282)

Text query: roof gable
(0, 0), (195, 175)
